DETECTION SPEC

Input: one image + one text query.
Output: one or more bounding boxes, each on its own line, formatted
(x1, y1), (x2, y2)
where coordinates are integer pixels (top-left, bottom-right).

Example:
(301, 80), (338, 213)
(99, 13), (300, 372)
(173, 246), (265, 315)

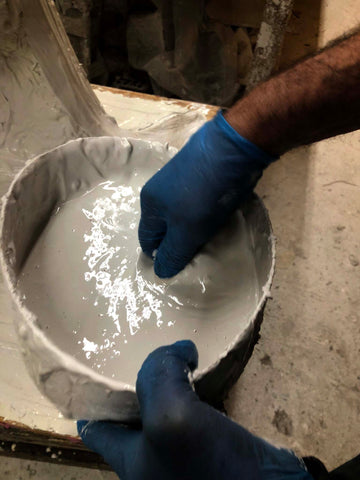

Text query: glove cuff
(214, 111), (278, 166)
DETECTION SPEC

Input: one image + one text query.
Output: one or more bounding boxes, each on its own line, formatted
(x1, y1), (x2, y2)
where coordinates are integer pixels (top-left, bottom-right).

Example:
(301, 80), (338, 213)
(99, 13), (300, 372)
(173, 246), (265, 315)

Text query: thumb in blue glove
(138, 112), (277, 278)
(78, 341), (313, 480)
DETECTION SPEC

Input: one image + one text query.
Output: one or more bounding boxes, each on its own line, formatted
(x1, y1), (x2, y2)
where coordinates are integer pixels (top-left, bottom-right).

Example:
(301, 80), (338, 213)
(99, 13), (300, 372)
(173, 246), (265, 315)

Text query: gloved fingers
(154, 227), (198, 278)
(77, 420), (139, 476)
(138, 214), (167, 258)
(136, 341), (199, 425)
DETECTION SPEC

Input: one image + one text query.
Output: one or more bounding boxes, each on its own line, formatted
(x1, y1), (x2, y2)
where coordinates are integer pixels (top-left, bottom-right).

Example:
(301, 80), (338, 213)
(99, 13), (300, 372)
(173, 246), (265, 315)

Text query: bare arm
(225, 30), (360, 156)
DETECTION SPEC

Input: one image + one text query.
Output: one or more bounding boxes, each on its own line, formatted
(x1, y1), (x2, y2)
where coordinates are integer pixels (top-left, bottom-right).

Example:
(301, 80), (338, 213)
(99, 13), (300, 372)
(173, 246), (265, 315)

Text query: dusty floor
(227, 0), (360, 471)
(1, 0), (359, 477)
(227, 128), (360, 471)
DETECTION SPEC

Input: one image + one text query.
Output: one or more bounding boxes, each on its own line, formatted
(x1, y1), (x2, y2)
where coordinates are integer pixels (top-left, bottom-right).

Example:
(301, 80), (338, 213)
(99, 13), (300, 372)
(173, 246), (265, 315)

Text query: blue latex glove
(78, 341), (313, 480)
(138, 112), (277, 278)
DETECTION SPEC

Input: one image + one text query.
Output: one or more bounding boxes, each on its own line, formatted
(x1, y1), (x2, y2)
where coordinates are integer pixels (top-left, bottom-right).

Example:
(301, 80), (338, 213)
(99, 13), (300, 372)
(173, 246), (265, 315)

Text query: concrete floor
(227, 0), (360, 471)
(1, 0), (359, 477)
(227, 132), (360, 471)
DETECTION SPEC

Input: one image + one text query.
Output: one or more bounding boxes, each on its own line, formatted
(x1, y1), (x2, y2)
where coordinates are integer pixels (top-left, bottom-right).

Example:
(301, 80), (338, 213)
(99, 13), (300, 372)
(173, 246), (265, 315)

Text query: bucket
(0, 136), (275, 421)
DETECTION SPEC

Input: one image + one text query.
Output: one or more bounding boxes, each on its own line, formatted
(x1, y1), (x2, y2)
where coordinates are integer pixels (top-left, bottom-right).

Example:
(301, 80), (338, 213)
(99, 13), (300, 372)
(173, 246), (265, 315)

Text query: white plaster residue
(93, 89), (213, 149)
(82, 181), (164, 335)
(82, 338), (99, 357)
(255, 22), (274, 51)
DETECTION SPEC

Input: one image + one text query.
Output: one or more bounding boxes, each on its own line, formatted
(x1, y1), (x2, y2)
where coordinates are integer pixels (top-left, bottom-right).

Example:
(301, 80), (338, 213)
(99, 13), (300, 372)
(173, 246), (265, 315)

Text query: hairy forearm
(225, 30), (360, 156)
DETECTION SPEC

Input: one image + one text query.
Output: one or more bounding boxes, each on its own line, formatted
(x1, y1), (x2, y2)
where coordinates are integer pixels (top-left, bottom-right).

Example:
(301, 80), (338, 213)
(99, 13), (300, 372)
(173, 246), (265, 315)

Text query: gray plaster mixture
(17, 150), (260, 385)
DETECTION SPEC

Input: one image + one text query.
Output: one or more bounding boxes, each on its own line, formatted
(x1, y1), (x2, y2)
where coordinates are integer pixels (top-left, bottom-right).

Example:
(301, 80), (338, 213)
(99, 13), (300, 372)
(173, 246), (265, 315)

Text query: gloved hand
(138, 111), (277, 278)
(78, 341), (312, 480)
